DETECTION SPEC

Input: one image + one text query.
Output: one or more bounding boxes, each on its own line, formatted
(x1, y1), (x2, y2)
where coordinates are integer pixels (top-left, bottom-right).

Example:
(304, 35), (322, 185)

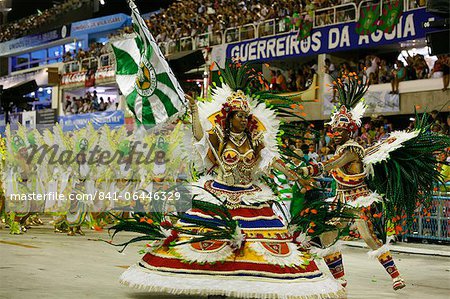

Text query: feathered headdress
(327, 72), (369, 132)
(205, 61), (267, 135)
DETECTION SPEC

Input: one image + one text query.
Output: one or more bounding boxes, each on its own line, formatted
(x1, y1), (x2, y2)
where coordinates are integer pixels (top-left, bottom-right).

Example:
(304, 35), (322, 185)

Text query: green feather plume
(367, 112), (450, 222)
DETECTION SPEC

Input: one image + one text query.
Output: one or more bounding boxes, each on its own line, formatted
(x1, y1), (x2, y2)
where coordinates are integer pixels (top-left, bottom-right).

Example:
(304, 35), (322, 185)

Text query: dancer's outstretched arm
(299, 150), (359, 177)
(187, 95), (203, 141)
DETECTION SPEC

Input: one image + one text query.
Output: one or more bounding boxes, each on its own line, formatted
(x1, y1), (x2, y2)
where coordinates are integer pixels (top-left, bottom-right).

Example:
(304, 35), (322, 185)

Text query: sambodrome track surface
(0, 222), (449, 299)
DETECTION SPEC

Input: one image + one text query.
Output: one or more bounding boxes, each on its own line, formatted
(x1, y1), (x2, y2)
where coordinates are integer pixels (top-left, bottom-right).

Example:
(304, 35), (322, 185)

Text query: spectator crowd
(269, 60), (318, 92)
(284, 110), (450, 168)
(63, 42), (110, 63)
(0, 0), (427, 45)
(270, 53), (450, 93)
(0, 0), (90, 42)
(144, 0), (364, 45)
(63, 91), (118, 115)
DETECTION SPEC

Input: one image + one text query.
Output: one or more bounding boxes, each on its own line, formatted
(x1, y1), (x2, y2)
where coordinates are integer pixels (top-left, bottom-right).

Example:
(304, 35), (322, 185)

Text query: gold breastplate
(216, 146), (257, 187)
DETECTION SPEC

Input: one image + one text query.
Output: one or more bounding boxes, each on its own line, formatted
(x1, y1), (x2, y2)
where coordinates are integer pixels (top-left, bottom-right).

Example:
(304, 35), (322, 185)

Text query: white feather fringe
(192, 133), (214, 171)
(310, 241), (342, 258)
(346, 192), (383, 208)
(364, 130), (419, 177)
(120, 264), (346, 298)
(350, 101), (366, 127)
(250, 99), (280, 173)
(367, 243), (391, 259)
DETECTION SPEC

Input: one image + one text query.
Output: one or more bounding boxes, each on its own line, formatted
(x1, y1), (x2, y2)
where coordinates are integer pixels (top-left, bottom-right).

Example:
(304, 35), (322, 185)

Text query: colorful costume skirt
(120, 180), (345, 298)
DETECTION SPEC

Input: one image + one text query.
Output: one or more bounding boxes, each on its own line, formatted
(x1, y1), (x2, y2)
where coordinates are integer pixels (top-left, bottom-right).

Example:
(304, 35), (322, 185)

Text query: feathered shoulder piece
(327, 73), (369, 132)
(364, 112), (450, 220)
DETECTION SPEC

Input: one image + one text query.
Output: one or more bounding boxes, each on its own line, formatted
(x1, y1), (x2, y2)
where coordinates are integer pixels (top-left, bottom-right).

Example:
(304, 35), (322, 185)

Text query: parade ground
(0, 222), (449, 299)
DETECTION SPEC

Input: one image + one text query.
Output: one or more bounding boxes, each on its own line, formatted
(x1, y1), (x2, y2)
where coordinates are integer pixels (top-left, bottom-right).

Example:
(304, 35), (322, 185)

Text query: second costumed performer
(298, 73), (450, 291)
(114, 62), (345, 298)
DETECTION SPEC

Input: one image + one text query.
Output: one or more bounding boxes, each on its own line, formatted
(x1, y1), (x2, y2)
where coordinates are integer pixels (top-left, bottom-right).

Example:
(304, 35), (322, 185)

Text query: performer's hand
(186, 94), (196, 106)
(298, 167), (309, 178)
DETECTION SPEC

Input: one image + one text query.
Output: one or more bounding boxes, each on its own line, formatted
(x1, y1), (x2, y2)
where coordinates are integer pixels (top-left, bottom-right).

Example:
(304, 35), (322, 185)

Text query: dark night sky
(8, 0), (173, 22)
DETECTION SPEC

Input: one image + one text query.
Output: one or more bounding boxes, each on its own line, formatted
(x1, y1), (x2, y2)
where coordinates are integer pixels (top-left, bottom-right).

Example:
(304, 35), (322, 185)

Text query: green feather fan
(367, 112), (450, 222)
(108, 188), (239, 253)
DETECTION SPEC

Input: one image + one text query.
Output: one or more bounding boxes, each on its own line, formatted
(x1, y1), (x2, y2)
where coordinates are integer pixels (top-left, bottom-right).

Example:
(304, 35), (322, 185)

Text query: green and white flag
(111, 0), (186, 126)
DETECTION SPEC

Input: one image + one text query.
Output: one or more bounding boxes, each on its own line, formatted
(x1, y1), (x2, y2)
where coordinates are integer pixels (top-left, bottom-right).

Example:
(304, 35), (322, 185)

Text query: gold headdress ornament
(225, 90), (250, 114)
(207, 88), (265, 135)
(206, 60), (269, 134)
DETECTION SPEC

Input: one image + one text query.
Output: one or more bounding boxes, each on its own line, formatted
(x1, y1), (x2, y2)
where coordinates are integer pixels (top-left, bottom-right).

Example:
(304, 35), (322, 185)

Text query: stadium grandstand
(0, 0), (448, 148)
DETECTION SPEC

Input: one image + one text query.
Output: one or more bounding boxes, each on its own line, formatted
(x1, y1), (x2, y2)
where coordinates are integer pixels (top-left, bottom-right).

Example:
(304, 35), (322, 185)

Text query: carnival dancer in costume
(0, 135), (6, 229)
(4, 126), (39, 234)
(110, 61), (345, 298)
(42, 124), (73, 233)
(66, 125), (99, 236)
(299, 73), (450, 290)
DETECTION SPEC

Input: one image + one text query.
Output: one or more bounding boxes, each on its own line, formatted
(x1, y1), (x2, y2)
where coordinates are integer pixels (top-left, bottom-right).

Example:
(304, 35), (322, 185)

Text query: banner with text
(58, 111), (124, 132)
(0, 25), (70, 57)
(71, 14), (131, 36)
(60, 66), (115, 87)
(226, 8), (436, 62)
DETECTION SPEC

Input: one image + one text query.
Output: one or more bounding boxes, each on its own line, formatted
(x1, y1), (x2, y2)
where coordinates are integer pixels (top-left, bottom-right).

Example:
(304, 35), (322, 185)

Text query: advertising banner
(60, 71), (87, 86)
(61, 66), (115, 87)
(0, 25), (71, 57)
(226, 8), (436, 62)
(71, 14), (131, 36)
(58, 111), (125, 131)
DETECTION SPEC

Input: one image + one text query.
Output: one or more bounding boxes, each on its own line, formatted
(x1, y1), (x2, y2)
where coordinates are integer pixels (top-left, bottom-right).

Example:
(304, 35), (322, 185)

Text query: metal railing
(404, 189), (450, 242)
(258, 19), (276, 38)
(62, 52), (114, 75)
(356, 0), (419, 20)
(63, 60), (80, 73)
(80, 57), (98, 70)
(210, 30), (223, 46)
(314, 2), (357, 28)
(99, 52), (115, 68)
(179, 36), (194, 52)
(159, 42), (169, 56)
(166, 40), (177, 55)
(195, 31), (223, 49)
(224, 26), (240, 44)
(240, 24), (257, 41)
(196, 32), (210, 49)
(406, 0), (426, 10)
